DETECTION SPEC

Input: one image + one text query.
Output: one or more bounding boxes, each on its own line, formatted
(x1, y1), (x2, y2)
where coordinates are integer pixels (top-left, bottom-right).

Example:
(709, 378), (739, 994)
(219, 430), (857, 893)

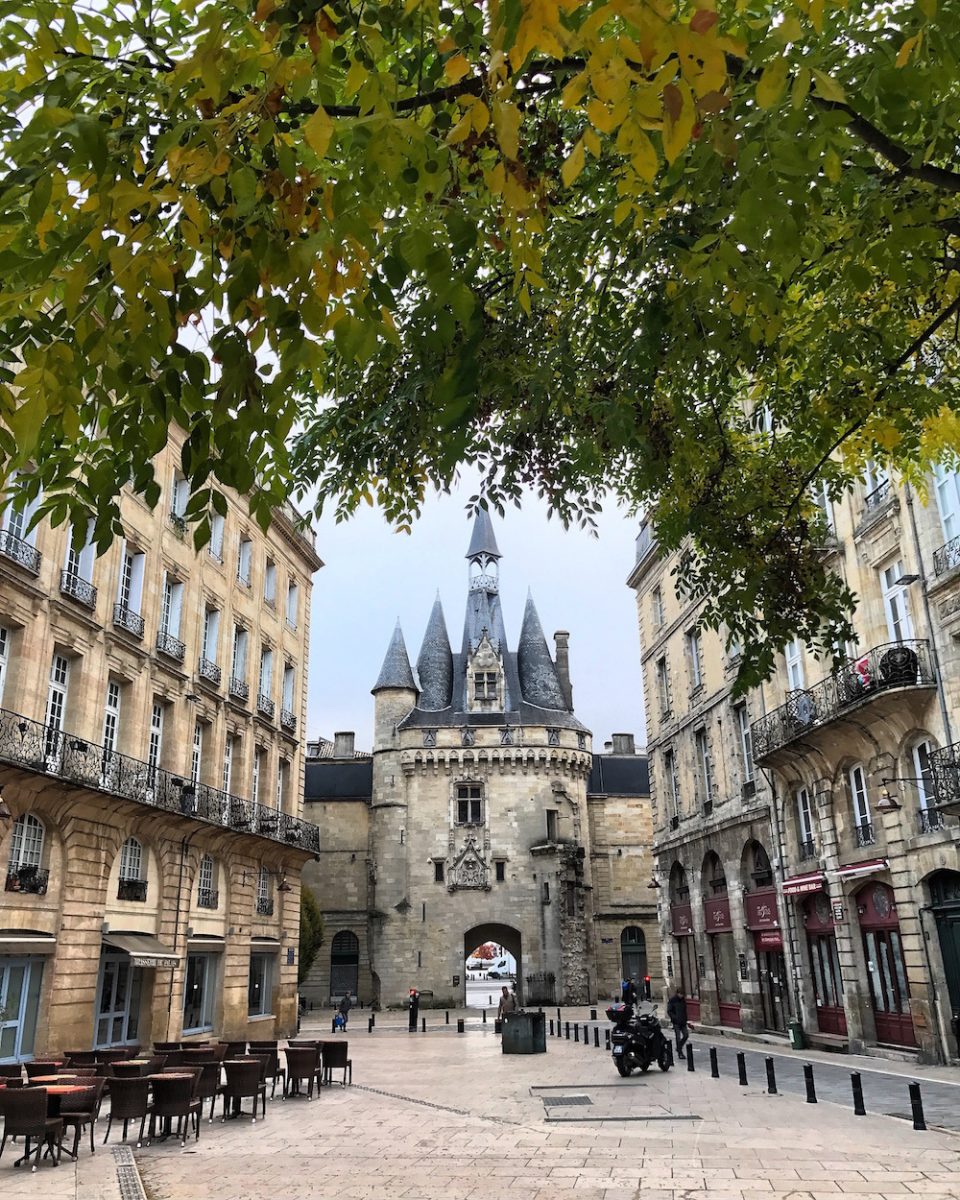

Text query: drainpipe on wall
(904, 483), (954, 746)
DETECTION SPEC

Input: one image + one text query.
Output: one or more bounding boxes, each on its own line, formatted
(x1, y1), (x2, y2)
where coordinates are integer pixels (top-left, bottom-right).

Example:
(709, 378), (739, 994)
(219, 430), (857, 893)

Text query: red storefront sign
(670, 903), (693, 935)
(754, 929), (784, 950)
(744, 888), (779, 930)
(782, 871), (826, 896)
(703, 896), (732, 932)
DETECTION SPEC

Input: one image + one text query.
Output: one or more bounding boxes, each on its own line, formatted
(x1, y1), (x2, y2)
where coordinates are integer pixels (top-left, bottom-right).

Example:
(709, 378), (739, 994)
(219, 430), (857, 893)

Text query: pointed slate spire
(517, 591), (567, 710)
(372, 620), (418, 694)
(416, 594), (454, 710)
(466, 508), (502, 561)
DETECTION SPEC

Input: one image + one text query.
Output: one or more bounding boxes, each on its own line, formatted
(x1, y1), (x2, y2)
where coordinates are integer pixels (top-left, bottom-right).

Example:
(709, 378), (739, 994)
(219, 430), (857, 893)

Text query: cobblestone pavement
(6, 1018), (959, 1200)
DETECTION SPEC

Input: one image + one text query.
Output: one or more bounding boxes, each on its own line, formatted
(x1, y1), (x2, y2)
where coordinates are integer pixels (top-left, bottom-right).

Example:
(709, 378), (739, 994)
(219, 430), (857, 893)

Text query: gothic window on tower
(474, 671), (497, 700)
(433, 859), (445, 883)
(455, 783), (483, 825)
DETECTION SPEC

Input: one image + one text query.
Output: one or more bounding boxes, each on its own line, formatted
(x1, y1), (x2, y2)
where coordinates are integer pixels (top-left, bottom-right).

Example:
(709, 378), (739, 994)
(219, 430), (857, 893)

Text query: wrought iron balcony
(0, 529), (41, 574)
(752, 640), (933, 761)
(5, 865), (49, 895)
(854, 822), (876, 847)
(798, 838), (817, 862)
(929, 740), (960, 813)
(933, 534), (960, 578)
(157, 631), (186, 662)
(198, 657), (221, 687)
(0, 706), (321, 852)
(169, 511), (187, 536)
(118, 877), (147, 902)
(113, 603), (144, 638)
(256, 693), (275, 720)
(918, 807), (945, 834)
(863, 479), (892, 512)
(280, 709), (297, 734)
(197, 887), (219, 910)
(60, 570), (97, 609)
(229, 677), (249, 702)
(256, 896), (274, 916)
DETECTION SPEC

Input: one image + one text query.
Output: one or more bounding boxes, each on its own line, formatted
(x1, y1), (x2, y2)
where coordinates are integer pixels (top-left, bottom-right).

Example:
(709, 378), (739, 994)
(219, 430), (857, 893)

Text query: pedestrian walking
(621, 978), (637, 1007)
(497, 985), (517, 1022)
(667, 988), (689, 1059)
(408, 988), (419, 1032)
(338, 991), (353, 1029)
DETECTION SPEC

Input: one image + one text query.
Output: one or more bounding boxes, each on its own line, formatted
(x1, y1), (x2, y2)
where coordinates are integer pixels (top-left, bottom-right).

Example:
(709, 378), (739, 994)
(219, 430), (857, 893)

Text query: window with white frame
(796, 787), (815, 850)
(231, 625), (248, 682)
(934, 465), (960, 544)
(455, 783), (483, 825)
(285, 581), (299, 629)
(222, 734), (235, 793)
(277, 759), (289, 811)
(880, 561), (915, 642)
(849, 763), (871, 830)
(147, 701), (164, 783)
(282, 665), (295, 713)
(101, 680), (122, 782)
(655, 656), (670, 715)
(812, 479), (835, 534)
(664, 749), (679, 817)
(160, 573), (184, 638)
(0, 625), (8, 704)
(258, 646), (273, 699)
(1, 474), (41, 544)
(202, 607), (220, 665)
(864, 460), (889, 497)
(694, 728), (714, 805)
(237, 535), (253, 585)
(209, 512), (225, 562)
(651, 586), (665, 628)
(263, 559), (276, 606)
(197, 854), (216, 906)
(252, 748), (263, 805)
(183, 952), (215, 1032)
(44, 653), (70, 761)
(686, 628), (703, 689)
(248, 953), (273, 1016)
(191, 721), (203, 784)
(63, 520), (95, 581)
(119, 837), (144, 881)
(785, 639), (805, 690)
(735, 703), (754, 782)
(116, 542), (145, 614)
(9, 812), (44, 870)
(256, 865), (272, 909)
(912, 740), (935, 810)
(171, 472), (189, 518)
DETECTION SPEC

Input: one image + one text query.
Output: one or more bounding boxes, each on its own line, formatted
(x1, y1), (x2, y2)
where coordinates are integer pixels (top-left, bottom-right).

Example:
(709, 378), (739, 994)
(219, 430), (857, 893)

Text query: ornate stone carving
(448, 836), (490, 891)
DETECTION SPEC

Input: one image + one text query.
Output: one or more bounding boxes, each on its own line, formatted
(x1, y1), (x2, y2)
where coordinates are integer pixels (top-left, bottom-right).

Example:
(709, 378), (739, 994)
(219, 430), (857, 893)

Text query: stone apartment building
(301, 513), (659, 1010)
(0, 433), (322, 1062)
(629, 463), (960, 1063)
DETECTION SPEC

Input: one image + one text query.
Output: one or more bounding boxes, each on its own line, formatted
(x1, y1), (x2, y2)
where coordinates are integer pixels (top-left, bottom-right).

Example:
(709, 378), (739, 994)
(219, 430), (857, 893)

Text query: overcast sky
(305, 483), (647, 752)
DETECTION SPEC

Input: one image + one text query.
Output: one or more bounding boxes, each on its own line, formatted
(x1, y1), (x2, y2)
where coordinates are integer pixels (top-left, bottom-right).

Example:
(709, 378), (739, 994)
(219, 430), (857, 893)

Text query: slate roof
(416, 595), (454, 710)
(466, 508), (502, 560)
(372, 621), (418, 693)
(517, 591), (567, 710)
(587, 754), (650, 796)
(305, 758), (373, 802)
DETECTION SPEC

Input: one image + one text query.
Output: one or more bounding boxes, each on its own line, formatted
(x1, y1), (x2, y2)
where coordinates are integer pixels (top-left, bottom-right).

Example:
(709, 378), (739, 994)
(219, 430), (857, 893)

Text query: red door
(802, 894), (847, 1036)
(858, 883), (916, 1048)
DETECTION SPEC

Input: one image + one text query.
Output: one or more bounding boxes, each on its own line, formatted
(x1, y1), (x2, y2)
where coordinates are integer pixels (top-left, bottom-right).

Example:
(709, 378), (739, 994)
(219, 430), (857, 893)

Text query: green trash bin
(787, 1020), (806, 1051)
(501, 1010), (547, 1054)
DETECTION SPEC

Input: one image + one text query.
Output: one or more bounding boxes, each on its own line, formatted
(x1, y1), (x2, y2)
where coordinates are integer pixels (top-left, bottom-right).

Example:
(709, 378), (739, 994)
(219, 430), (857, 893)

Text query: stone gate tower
(367, 511), (595, 1008)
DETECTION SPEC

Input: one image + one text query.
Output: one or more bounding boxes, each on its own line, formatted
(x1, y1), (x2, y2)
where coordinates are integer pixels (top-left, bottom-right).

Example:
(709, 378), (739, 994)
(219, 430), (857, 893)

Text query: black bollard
(803, 1064), (817, 1104)
(765, 1056), (777, 1095)
(583, 1024), (590, 1045)
(331, 1017), (337, 1033)
(709, 1047), (719, 1078)
(445, 1010), (449, 1025)
(666, 1042), (674, 1067)
(909, 1082), (926, 1131)
(565, 1021), (570, 1040)
(457, 1018), (465, 1033)
(557, 1007), (561, 1026)
(686, 1043), (695, 1072)
(737, 1051), (748, 1086)
(605, 1029), (611, 1050)
(370, 1013), (375, 1028)
(494, 1019), (502, 1034)
(368, 1016), (374, 1033)
(549, 1019), (554, 1036)
(574, 1024), (580, 1042)
(421, 1017), (426, 1033)
(594, 1027), (600, 1048)
(851, 1072), (866, 1116)
(590, 1008), (597, 1022)
(538, 1007), (543, 1015)
(482, 1009), (487, 1024)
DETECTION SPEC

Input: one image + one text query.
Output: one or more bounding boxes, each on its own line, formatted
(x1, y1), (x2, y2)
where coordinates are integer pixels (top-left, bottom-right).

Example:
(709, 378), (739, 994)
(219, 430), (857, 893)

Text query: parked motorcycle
(606, 1000), (672, 1076)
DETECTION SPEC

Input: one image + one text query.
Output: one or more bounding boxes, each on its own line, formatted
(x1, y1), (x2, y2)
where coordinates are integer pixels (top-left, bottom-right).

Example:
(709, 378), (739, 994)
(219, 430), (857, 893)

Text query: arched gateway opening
(463, 923), (522, 1009)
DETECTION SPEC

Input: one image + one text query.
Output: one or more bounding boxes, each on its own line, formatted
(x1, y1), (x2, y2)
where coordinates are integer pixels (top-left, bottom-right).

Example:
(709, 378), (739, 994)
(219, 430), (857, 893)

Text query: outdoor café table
(14, 1084), (88, 1166)
(26, 1074), (80, 1085)
(113, 1059), (153, 1077)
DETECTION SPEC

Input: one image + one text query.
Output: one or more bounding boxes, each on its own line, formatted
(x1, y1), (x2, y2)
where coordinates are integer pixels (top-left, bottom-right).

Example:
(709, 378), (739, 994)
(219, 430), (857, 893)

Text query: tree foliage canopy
(298, 882), (324, 984)
(1, 0), (958, 685)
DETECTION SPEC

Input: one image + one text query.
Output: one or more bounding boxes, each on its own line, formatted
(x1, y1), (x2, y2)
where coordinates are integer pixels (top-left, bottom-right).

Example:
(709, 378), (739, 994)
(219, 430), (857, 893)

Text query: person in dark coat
(621, 978), (638, 1007)
(667, 988), (689, 1058)
(338, 992), (353, 1028)
(408, 988), (419, 1031)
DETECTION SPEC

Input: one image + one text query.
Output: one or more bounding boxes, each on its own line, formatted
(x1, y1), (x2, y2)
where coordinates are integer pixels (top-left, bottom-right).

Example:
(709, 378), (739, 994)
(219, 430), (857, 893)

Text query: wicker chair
(0, 1064), (23, 1080)
(23, 1061), (62, 1080)
(218, 1040), (247, 1058)
(321, 1040), (352, 1086)
(194, 1061), (221, 1122)
(148, 1075), (201, 1146)
(101, 1076), (150, 1147)
(247, 1048), (286, 1100)
(60, 1080), (107, 1158)
(283, 1046), (321, 1099)
(218, 1060), (266, 1122)
(153, 1042), (181, 1053)
(64, 1051), (99, 1068)
(0, 1086), (64, 1171)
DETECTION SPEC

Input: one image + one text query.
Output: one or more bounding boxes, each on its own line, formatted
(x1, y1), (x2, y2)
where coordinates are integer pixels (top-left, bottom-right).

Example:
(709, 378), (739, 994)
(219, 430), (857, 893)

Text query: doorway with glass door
(94, 953), (144, 1048)
(0, 957), (44, 1062)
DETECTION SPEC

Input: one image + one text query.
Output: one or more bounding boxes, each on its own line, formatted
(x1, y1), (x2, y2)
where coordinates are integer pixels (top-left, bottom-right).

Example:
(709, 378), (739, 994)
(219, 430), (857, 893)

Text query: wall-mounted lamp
(277, 876), (293, 894)
(0, 786), (11, 823)
(895, 574), (921, 586)
(646, 877), (661, 889)
(876, 782), (901, 813)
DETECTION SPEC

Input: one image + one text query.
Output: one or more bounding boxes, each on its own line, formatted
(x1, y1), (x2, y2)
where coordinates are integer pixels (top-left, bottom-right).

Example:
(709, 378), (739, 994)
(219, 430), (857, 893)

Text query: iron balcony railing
(280, 709), (297, 734)
(863, 479), (892, 513)
(798, 838), (817, 861)
(918, 807), (945, 834)
(156, 631), (186, 662)
(118, 877), (147, 902)
(256, 896), (274, 916)
(256, 694), (275, 720)
(0, 529), (41, 574)
(933, 534), (960, 578)
(169, 511), (187, 536)
(198, 657), (221, 687)
(60, 570), (97, 609)
(854, 822), (876, 847)
(197, 887), (219, 910)
(5, 865), (49, 894)
(0, 706), (320, 852)
(229, 677), (249, 702)
(929, 740), (960, 812)
(113, 603), (144, 638)
(752, 640), (933, 760)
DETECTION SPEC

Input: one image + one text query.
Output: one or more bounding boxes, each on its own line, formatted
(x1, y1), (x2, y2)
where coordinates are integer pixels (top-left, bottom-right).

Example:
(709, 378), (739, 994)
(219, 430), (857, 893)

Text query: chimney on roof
(553, 630), (573, 710)
(611, 733), (636, 755)
(604, 740), (613, 753)
(333, 731), (356, 759)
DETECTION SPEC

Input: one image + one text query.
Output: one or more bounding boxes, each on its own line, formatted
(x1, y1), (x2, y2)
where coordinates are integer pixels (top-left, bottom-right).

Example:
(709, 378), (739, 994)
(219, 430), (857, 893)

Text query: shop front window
(183, 953), (215, 1033)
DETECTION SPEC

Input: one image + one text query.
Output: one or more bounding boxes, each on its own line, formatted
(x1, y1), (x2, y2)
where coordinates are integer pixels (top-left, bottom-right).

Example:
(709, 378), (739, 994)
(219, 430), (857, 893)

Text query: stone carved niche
(448, 836), (490, 891)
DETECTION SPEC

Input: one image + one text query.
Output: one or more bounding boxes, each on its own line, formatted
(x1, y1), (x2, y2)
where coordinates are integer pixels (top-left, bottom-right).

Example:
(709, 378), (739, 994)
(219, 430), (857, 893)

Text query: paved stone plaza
(7, 1015), (960, 1200)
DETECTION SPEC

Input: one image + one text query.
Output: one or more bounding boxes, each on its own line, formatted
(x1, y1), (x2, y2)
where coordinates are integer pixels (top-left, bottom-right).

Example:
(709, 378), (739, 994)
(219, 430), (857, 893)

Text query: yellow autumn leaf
(756, 57), (788, 109)
(824, 147), (841, 182)
(791, 66), (811, 110)
(436, 35), (456, 54)
(503, 172), (531, 211)
(471, 101), (490, 134)
(583, 128), (601, 157)
(630, 129), (658, 182)
(444, 54), (471, 84)
(561, 138), (586, 187)
(587, 99), (617, 134)
(614, 200), (633, 226)
(895, 32), (922, 68)
(493, 101), (522, 160)
(661, 82), (694, 165)
(811, 68), (845, 103)
(446, 110), (473, 145)
(304, 107), (334, 157)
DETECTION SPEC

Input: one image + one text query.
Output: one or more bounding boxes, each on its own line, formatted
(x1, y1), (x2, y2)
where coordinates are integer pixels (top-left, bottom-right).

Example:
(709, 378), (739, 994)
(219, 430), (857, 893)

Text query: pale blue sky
(305, 483), (647, 752)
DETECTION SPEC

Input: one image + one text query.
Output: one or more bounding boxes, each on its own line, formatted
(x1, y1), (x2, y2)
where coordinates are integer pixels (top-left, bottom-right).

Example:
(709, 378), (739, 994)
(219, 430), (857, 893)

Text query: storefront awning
(187, 934), (225, 952)
(836, 858), (888, 880)
(0, 930), (56, 955)
(103, 932), (179, 968)
(782, 871), (826, 896)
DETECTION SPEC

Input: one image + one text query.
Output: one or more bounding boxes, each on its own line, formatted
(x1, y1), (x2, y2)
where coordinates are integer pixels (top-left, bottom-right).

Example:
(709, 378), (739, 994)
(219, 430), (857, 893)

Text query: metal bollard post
(605, 1029), (611, 1050)
(583, 1024), (590, 1046)
(574, 1024), (580, 1043)
(851, 1072), (866, 1116)
(488, 995), (492, 1006)
(709, 1047), (719, 1078)
(482, 1009), (487, 1024)
(331, 1017), (337, 1033)
(368, 1016), (374, 1033)
(557, 1007), (562, 1026)
(445, 1010), (449, 1025)
(421, 1017), (426, 1033)
(457, 1018), (465, 1033)
(594, 1027), (600, 1048)
(737, 1051), (748, 1087)
(765, 1057), (777, 1095)
(686, 1043), (695, 1072)
(549, 1019), (554, 1036)
(565, 1021), (570, 1040)
(909, 1082), (927, 1131)
(370, 1013), (375, 1029)
(590, 1008), (597, 1021)
(666, 1042), (674, 1067)
(803, 1064), (817, 1104)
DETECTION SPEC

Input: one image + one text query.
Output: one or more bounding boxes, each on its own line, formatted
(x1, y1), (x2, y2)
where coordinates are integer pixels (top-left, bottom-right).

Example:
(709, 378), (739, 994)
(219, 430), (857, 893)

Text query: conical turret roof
(416, 595), (454, 710)
(466, 508), (502, 560)
(517, 591), (567, 710)
(372, 621), (418, 694)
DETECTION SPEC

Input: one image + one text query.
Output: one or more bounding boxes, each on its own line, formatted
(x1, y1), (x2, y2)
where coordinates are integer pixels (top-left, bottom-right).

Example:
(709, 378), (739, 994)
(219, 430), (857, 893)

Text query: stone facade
(0, 431), (322, 1061)
(629, 466), (960, 1063)
(302, 515), (658, 1010)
